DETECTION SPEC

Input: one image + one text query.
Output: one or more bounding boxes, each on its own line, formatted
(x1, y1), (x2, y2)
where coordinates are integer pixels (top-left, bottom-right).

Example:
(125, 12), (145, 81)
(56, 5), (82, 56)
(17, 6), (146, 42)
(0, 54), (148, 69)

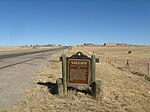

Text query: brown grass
(5, 46), (150, 112)
(70, 46), (150, 79)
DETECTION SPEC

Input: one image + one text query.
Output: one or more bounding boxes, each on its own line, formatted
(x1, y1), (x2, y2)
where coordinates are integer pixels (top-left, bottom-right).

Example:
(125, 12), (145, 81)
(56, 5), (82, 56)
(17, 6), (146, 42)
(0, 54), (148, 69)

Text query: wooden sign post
(62, 54), (67, 95)
(58, 52), (102, 98)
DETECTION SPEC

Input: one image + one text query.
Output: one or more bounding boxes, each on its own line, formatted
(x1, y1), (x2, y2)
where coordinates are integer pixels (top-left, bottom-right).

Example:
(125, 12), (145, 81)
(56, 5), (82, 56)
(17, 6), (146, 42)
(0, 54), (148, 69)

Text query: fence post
(148, 63), (149, 76)
(91, 54), (96, 83)
(62, 54), (67, 95)
(125, 59), (130, 70)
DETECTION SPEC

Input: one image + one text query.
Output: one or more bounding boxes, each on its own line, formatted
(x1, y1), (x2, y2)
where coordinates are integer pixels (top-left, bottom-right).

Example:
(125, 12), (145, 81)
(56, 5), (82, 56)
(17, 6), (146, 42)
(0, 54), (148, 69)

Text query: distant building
(83, 43), (94, 46)
(104, 43), (117, 46)
(116, 43), (127, 46)
(104, 43), (128, 46)
(28, 44), (32, 47)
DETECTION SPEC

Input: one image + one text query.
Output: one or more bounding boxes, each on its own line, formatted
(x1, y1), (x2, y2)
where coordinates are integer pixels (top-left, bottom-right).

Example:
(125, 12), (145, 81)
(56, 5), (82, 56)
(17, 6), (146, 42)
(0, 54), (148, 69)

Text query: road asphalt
(0, 47), (67, 110)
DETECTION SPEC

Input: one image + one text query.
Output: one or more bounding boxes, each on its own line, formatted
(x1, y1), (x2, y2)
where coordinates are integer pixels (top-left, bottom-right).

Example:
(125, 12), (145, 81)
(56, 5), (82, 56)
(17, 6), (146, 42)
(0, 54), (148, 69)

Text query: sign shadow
(37, 82), (57, 95)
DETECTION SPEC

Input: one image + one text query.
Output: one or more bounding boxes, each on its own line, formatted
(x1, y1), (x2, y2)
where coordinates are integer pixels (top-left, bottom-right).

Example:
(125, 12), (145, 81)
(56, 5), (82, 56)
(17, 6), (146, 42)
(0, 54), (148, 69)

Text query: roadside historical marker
(68, 58), (91, 86)
(58, 51), (101, 99)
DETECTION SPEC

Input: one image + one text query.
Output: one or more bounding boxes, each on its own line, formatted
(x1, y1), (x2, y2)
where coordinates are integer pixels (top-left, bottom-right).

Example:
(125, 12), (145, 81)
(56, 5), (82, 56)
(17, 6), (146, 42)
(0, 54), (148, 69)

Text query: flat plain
(1, 46), (150, 112)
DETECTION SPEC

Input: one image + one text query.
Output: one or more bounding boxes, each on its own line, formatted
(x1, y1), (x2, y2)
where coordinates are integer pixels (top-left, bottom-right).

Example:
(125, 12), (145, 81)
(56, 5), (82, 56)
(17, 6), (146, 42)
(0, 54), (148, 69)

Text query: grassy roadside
(4, 46), (150, 112)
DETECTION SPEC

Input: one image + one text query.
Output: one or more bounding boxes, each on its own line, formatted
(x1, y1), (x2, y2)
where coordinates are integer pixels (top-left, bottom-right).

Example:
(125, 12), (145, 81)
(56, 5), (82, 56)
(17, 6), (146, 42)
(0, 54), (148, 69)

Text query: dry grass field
(4, 46), (150, 112)
(0, 46), (29, 51)
(0, 46), (60, 52)
(72, 46), (150, 79)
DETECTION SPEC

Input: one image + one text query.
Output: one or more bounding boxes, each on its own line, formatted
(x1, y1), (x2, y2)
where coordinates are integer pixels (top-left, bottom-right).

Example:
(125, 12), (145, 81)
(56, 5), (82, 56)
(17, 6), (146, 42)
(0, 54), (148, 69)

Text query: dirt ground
(0, 46), (31, 52)
(3, 46), (150, 112)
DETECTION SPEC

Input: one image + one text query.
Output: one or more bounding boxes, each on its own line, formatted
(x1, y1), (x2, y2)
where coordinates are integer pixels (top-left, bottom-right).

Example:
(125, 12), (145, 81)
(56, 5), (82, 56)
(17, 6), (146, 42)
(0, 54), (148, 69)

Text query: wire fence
(98, 53), (150, 81)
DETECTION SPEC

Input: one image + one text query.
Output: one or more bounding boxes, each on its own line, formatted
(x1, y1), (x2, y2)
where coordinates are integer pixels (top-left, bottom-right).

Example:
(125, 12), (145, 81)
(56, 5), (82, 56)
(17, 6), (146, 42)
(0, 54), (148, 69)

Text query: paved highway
(0, 46), (68, 110)
(0, 46), (68, 59)
(0, 46), (68, 69)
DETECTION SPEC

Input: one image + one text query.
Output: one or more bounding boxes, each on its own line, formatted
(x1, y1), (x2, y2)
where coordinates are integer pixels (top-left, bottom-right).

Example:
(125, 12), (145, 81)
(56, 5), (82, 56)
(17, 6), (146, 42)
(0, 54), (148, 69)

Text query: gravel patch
(0, 50), (64, 111)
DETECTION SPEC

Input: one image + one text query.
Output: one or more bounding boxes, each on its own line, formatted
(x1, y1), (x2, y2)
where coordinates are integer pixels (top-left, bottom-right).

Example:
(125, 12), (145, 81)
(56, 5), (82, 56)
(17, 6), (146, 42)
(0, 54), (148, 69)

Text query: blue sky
(0, 0), (150, 46)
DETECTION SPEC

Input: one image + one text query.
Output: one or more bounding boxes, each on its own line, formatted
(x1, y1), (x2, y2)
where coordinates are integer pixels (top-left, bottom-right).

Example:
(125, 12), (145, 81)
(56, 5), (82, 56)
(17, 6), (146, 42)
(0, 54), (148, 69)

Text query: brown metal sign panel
(67, 59), (91, 86)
